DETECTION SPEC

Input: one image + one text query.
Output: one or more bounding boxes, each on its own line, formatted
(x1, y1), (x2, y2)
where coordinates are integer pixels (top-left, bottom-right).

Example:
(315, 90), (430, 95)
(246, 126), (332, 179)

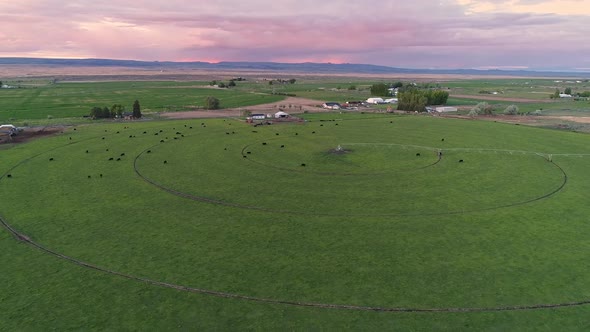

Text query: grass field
(2, 113), (590, 330)
(2, 77), (590, 124)
(0, 81), (284, 122)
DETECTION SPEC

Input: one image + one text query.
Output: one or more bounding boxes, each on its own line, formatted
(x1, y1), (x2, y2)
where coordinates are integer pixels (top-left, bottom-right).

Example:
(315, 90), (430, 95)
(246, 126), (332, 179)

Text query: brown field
(451, 94), (554, 103)
(1, 64), (577, 82)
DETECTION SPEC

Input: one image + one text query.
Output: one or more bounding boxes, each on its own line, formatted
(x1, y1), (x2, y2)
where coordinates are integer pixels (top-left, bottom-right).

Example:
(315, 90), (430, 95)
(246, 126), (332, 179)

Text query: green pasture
(444, 78), (590, 100)
(2, 114), (590, 330)
(0, 81), (284, 122)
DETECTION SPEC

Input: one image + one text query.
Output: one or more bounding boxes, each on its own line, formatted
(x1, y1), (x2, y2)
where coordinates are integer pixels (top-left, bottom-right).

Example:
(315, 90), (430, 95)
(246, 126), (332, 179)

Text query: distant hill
(0, 57), (588, 78)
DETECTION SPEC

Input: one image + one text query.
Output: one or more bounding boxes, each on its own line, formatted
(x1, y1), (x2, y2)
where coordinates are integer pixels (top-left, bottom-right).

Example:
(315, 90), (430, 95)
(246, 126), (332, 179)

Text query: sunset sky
(1, 0), (589, 70)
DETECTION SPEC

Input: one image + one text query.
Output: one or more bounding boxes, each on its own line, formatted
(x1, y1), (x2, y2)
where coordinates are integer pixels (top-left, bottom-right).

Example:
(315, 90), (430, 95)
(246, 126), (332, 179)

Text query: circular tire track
(1, 214), (590, 313)
(134, 147), (568, 217)
(0, 128), (581, 313)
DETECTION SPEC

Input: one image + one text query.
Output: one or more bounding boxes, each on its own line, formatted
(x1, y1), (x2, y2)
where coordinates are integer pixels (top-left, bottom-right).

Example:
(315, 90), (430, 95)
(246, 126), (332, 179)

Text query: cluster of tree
(396, 89), (450, 112)
(268, 78), (297, 85)
(370, 83), (390, 96)
(89, 100), (141, 119)
(549, 87), (590, 99)
(209, 80), (237, 88)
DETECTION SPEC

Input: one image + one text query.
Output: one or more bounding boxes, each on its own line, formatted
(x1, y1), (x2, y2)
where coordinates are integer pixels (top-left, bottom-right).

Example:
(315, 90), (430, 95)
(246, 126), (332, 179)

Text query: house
(251, 114), (266, 120)
(323, 102), (341, 110)
(274, 111), (289, 118)
(366, 97), (385, 104)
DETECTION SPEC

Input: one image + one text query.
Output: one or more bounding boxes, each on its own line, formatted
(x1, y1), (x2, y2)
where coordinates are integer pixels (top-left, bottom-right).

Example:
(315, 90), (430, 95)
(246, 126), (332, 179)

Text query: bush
(503, 105), (519, 115)
(472, 102), (495, 115)
(468, 109), (479, 117)
(205, 96), (220, 110)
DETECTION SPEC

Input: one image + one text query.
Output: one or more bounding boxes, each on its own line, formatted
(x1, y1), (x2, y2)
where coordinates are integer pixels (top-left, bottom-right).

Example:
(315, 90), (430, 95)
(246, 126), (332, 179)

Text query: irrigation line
(343, 143), (590, 158)
(134, 149), (567, 217)
(2, 213), (590, 313)
(0, 129), (587, 313)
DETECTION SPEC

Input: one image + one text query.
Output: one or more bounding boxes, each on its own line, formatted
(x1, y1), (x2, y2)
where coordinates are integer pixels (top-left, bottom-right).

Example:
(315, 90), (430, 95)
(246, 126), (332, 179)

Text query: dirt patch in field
(451, 94), (553, 103)
(161, 97), (327, 119)
(0, 126), (64, 146)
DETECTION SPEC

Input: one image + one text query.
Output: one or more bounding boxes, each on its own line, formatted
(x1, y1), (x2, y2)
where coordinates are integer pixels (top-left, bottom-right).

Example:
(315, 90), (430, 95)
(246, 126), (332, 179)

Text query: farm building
(251, 114), (266, 120)
(274, 111), (289, 118)
(384, 98), (398, 104)
(366, 97), (385, 104)
(435, 106), (458, 113)
(323, 102), (341, 110)
(559, 93), (573, 98)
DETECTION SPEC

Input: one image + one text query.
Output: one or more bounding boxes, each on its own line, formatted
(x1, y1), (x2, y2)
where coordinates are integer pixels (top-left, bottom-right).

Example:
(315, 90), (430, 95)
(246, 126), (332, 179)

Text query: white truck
(0, 124), (21, 136)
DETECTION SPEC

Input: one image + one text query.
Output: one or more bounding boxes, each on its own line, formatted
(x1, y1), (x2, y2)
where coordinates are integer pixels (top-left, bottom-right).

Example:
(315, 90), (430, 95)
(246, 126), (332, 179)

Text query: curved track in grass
(133, 145), (568, 217)
(1, 211), (590, 313)
(0, 131), (580, 314)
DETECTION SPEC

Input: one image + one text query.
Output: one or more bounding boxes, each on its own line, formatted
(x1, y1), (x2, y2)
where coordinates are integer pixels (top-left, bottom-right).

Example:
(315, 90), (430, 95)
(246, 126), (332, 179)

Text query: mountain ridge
(0, 57), (588, 78)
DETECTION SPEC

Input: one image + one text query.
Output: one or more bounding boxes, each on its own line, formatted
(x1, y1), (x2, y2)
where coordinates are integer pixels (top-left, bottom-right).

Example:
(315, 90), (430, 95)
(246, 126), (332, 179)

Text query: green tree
(228, 80), (236, 87)
(111, 104), (125, 118)
(132, 100), (142, 118)
(370, 83), (389, 96)
(205, 96), (220, 110)
(348, 85), (357, 90)
(551, 89), (560, 99)
(102, 107), (111, 118)
(90, 106), (103, 119)
(397, 90), (427, 112)
(289, 78), (297, 84)
(564, 87), (572, 95)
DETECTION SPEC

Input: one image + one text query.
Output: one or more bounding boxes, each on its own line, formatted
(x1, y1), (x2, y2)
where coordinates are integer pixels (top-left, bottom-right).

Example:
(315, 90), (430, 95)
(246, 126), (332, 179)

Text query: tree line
(90, 100), (142, 119)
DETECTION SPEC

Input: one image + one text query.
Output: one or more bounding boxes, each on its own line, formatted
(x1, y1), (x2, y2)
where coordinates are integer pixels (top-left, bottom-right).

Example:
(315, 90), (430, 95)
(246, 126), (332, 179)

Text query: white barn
(366, 97), (385, 104)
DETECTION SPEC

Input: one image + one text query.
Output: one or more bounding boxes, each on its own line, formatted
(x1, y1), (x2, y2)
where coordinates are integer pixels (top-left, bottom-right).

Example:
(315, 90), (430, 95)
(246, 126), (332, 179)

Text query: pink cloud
(0, 0), (589, 69)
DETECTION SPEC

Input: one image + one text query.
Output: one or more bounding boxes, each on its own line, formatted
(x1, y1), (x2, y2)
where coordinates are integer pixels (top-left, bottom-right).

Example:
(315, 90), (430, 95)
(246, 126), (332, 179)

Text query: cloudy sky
(1, 0), (589, 70)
